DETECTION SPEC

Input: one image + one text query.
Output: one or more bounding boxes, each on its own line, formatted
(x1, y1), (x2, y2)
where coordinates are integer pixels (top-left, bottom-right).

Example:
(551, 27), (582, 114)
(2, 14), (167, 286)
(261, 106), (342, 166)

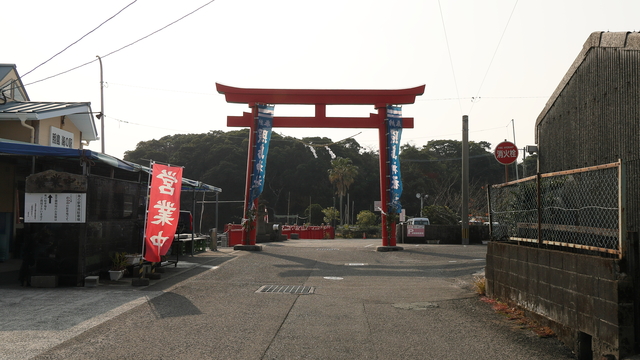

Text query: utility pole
(461, 115), (469, 245)
(97, 55), (105, 154)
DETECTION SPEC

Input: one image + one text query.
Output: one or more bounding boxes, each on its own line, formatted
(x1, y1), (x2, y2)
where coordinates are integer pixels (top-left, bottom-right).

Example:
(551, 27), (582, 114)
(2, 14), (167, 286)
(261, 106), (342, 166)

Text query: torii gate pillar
(217, 83), (425, 251)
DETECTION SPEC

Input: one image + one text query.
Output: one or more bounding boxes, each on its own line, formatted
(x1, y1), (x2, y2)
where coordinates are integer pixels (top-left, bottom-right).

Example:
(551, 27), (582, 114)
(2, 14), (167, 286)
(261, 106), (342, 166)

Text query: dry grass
(472, 275), (486, 296)
(479, 296), (555, 338)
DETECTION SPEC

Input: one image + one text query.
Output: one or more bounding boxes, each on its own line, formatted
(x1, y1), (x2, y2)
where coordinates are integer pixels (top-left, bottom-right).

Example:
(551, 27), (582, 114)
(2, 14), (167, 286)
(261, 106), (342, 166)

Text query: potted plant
(125, 253), (142, 265)
(109, 252), (129, 281)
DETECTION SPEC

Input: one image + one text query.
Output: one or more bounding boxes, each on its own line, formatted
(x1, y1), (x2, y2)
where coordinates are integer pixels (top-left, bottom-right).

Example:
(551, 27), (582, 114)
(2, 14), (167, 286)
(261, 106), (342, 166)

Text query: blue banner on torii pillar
(249, 104), (274, 205)
(387, 105), (403, 213)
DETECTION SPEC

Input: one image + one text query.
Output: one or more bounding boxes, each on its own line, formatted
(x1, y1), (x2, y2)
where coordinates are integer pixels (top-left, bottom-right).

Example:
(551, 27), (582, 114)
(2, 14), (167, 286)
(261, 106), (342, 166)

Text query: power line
(21, 0), (138, 78)
(23, 0), (216, 88)
(469, 0), (519, 114)
(437, 0), (462, 115)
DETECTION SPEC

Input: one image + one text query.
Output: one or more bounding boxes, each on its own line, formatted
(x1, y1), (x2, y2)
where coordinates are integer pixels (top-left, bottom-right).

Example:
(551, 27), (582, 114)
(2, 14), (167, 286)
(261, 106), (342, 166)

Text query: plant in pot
(125, 253), (142, 266)
(109, 252), (129, 281)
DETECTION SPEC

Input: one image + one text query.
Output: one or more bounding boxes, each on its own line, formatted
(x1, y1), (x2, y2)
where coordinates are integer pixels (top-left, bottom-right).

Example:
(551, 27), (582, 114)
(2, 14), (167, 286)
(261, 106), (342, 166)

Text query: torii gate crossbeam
(216, 83), (425, 250)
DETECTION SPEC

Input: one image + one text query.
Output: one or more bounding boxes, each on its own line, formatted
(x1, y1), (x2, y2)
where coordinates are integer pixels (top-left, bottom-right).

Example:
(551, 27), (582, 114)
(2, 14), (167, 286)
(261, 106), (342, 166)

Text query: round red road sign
(494, 141), (519, 165)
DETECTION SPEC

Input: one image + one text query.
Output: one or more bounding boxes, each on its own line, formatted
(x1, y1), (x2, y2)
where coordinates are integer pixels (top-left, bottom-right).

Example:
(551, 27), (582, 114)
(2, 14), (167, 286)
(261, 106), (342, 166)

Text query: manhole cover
(256, 285), (315, 294)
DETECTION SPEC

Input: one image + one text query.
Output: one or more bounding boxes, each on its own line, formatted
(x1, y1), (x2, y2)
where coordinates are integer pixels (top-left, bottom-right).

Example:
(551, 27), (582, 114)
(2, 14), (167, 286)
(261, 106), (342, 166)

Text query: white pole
(97, 55), (105, 154)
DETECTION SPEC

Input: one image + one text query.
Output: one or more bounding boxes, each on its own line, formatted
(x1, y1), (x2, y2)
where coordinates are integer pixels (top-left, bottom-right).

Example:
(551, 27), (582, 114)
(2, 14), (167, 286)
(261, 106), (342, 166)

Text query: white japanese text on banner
(144, 163), (183, 262)
(249, 104), (274, 205)
(387, 105), (403, 213)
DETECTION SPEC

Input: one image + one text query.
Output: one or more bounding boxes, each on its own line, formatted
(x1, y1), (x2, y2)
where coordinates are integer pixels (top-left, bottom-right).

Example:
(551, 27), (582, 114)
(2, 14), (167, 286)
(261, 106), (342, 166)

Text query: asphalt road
(0, 239), (576, 360)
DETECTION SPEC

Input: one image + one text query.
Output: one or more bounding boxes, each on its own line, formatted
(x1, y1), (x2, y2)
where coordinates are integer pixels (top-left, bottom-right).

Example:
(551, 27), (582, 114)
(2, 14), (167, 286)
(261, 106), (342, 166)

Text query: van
(407, 217), (430, 226)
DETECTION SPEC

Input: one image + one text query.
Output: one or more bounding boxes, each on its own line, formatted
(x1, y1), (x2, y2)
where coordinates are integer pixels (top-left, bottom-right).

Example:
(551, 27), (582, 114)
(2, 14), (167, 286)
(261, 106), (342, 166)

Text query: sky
(4, 0), (640, 161)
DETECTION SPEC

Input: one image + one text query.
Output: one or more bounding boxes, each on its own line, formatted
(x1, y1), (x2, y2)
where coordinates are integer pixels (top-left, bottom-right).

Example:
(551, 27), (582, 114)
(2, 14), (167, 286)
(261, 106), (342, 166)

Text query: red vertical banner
(144, 164), (183, 262)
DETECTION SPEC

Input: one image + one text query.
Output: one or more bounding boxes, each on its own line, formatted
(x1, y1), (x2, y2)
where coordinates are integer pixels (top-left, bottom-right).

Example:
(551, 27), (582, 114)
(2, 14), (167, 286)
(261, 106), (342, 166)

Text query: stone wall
(486, 241), (635, 359)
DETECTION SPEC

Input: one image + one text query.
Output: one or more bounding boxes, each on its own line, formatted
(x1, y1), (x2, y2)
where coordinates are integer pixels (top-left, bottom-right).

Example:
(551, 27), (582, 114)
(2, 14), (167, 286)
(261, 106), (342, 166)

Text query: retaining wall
(486, 241), (635, 359)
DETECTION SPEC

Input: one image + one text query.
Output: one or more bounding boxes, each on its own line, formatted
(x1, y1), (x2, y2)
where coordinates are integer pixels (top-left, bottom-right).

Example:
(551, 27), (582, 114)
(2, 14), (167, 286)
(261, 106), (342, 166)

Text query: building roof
(0, 64), (30, 101)
(535, 31), (640, 138)
(0, 138), (222, 193)
(0, 64), (16, 82)
(0, 101), (99, 141)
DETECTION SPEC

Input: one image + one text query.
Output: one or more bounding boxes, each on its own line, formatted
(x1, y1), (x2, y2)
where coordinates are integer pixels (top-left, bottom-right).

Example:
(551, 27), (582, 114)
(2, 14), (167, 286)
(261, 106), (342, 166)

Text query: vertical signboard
(144, 163), (183, 262)
(387, 105), (403, 213)
(249, 104), (274, 205)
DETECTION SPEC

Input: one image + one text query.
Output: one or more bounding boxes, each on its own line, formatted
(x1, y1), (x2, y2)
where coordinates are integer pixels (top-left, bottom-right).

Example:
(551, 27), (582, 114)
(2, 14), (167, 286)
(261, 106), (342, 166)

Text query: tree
(400, 140), (504, 218)
(305, 204), (324, 226)
(356, 210), (377, 227)
(328, 157), (358, 225)
(322, 207), (340, 225)
(422, 205), (459, 225)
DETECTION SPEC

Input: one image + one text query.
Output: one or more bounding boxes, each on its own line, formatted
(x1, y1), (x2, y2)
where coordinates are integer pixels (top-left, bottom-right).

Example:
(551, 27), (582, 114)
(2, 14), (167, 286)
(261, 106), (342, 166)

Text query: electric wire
(21, 0), (138, 78)
(437, 0), (463, 115)
(23, 0), (216, 88)
(469, 0), (519, 114)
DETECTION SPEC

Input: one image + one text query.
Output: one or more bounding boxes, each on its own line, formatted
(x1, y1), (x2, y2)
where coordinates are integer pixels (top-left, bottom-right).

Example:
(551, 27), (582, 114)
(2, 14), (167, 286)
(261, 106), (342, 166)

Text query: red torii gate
(216, 83), (425, 251)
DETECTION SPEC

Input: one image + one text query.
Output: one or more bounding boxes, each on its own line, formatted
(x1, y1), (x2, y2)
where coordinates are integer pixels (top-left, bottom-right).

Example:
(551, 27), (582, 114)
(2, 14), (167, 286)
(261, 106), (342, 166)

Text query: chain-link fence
(489, 161), (622, 256)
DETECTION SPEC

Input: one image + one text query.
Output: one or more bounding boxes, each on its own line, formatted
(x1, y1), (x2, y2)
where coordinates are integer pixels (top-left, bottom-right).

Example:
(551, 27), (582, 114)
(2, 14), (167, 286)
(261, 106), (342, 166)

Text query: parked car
(406, 217), (430, 226)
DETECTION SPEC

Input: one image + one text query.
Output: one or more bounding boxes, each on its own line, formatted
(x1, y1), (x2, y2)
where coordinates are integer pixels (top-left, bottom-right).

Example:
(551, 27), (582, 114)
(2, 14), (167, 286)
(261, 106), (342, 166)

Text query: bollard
(210, 228), (218, 251)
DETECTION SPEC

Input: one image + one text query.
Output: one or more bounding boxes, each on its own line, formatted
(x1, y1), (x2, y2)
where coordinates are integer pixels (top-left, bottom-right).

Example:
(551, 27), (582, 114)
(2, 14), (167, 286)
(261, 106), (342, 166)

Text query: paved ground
(0, 239), (576, 360)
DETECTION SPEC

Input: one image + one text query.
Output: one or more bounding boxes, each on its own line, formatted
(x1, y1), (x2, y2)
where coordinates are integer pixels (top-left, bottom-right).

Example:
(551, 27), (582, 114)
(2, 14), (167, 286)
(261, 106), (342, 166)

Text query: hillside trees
(399, 139), (503, 218)
(124, 131), (505, 230)
(124, 131), (380, 228)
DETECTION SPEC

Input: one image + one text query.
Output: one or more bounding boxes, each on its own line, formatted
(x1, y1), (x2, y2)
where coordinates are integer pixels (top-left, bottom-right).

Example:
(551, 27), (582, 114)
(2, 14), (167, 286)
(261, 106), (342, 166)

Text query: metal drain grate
(256, 285), (315, 294)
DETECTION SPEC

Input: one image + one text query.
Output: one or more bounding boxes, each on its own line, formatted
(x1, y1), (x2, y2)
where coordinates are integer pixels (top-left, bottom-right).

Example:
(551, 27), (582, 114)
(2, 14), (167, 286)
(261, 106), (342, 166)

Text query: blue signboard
(387, 105), (403, 213)
(249, 104), (274, 204)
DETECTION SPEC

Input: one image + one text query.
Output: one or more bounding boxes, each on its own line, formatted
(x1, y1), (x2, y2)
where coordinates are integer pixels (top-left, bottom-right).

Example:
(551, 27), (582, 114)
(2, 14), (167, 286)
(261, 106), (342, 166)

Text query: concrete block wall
(486, 242), (635, 359)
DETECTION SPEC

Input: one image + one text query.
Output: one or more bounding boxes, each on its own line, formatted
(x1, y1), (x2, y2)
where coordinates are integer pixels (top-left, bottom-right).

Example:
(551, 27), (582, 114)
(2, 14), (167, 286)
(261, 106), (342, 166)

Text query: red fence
(281, 225), (334, 239)
(223, 224), (334, 246)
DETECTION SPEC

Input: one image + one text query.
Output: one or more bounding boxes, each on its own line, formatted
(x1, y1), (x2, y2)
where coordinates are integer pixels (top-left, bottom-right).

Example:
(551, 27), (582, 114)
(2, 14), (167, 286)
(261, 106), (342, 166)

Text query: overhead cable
(21, 0), (138, 78)
(469, 0), (519, 114)
(24, 0), (216, 87)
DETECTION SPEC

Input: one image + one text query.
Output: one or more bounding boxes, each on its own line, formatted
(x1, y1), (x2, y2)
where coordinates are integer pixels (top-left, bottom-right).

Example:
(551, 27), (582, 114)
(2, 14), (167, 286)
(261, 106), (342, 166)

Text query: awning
(0, 138), (222, 193)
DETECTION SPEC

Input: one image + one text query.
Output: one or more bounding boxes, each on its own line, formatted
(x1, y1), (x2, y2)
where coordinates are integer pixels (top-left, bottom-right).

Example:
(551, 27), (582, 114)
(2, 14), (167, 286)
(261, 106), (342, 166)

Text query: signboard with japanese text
(249, 104), (274, 205)
(407, 225), (425, 237)
(144, 163), (183, 262)
(387, 105), (403, 213)
(494, 141), (519, 165)
(50, 126), (74, 148)
(24, 193), (86, 223)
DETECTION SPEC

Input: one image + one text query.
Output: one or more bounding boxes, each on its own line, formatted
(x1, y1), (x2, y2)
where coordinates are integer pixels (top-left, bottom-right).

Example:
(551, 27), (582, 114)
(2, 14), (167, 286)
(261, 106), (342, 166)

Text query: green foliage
(356, 210), (377, 227)
(422, 205), (459, 225)
(305, 203), (324, 225)
(400, 140), (504, 218)
(322, 207), (340, 224)
(328, 157), (358, 197)
(328, 157), (359, 225)
(122, 130), (506, 231)
(520, 153), (538, 177)
(110, 252), (129, 271)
